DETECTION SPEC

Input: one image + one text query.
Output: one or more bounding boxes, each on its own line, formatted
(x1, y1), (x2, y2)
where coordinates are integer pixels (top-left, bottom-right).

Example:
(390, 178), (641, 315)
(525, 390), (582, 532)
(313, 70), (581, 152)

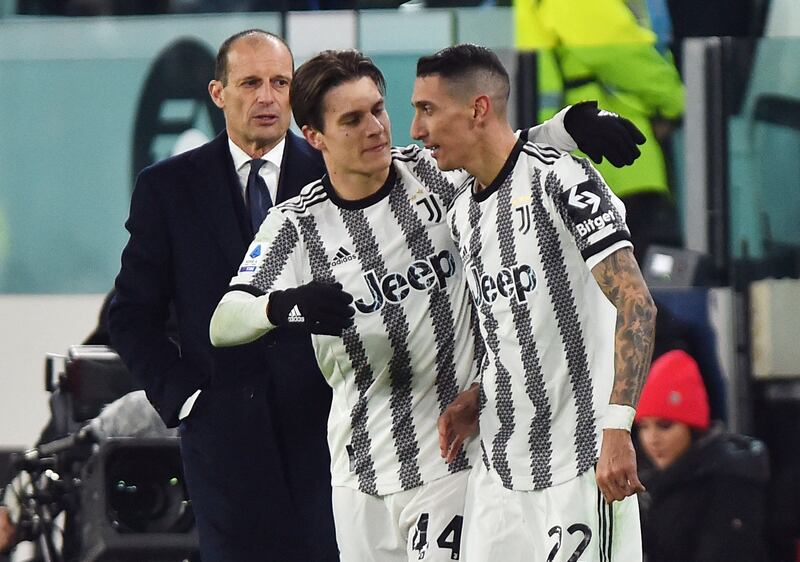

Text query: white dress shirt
(228, 136), (285, 205)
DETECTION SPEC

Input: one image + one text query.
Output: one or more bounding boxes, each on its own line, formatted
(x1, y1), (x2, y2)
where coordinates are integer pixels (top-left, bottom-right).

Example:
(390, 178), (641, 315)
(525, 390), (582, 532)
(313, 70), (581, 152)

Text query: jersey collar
(322, 165), (398, 210)
(471, 133), (526, 203)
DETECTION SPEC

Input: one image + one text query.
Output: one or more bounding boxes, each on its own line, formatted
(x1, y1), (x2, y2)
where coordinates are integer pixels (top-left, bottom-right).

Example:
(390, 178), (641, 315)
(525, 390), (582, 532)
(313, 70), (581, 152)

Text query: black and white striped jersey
(448, 134), (632, 492)
(216, 146), (480, 496)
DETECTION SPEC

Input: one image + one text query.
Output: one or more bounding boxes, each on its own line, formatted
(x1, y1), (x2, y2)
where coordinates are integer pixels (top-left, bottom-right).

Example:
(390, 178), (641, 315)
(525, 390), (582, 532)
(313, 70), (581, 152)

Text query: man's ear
(302, 125), (325, 152)
(473, 94), (491, 121)
(208, 80), (224, 109)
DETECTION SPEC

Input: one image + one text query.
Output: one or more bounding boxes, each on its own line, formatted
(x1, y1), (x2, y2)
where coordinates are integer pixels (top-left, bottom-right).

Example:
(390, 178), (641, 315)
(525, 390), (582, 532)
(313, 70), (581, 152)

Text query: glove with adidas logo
(564, 101), (646, 168)
(267, 281), (355, 336)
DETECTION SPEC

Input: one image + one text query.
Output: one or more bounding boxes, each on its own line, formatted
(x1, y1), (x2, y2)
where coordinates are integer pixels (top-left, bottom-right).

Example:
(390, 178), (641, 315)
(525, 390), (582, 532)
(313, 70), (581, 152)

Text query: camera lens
(104, 447), (193, 534)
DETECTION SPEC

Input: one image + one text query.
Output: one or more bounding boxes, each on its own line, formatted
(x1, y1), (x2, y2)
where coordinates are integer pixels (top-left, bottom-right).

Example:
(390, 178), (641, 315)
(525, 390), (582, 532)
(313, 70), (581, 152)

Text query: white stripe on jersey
(281, 180), (327, 213)
(448, 137), (632, 491)
(223, 149), (477, 496)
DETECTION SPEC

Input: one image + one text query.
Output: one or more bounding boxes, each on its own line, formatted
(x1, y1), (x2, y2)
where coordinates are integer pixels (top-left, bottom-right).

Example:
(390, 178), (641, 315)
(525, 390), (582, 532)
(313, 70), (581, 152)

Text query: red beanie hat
(635, 349), (710, 430)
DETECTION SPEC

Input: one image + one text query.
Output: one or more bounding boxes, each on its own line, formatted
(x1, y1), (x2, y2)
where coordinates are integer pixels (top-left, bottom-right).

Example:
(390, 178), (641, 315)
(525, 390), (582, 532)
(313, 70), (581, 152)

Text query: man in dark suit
(109, 30), (337, 562)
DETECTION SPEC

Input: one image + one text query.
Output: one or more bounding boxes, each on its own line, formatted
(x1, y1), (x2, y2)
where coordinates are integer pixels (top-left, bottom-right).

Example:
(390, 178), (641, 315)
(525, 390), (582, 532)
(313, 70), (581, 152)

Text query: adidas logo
(332, 246), (358, 266)
(287, 304), (305, 324)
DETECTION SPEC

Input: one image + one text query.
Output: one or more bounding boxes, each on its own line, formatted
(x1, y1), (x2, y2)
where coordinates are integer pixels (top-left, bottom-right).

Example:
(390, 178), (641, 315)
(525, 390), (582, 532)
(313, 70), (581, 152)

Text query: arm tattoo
(592, 248), (656, 406)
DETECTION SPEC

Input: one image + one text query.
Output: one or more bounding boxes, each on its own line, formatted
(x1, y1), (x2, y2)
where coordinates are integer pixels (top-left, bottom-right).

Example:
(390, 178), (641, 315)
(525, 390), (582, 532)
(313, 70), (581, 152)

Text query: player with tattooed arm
(414, 44), (656, 561)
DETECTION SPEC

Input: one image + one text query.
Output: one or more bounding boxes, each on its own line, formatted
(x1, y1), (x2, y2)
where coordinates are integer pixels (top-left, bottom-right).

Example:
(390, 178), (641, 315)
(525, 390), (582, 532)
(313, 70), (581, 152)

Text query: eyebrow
(235, 73), (291, 84)
(338, 100), (384, 123)
(338, 109), (363, 123)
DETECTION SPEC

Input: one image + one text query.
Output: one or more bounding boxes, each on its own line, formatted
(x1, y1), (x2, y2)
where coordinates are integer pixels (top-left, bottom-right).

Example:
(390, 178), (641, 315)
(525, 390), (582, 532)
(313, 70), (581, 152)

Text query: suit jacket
(111, 131), (327, 423)
(109, 130), (336, 561)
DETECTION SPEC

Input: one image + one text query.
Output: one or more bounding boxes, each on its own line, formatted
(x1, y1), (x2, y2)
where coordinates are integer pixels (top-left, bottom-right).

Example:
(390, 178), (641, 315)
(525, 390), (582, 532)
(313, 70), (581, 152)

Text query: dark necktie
(246, 158), (273, 232)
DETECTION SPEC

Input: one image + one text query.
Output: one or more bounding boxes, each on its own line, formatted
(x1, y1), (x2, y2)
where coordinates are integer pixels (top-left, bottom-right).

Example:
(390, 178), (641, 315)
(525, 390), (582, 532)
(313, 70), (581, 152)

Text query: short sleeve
(546, 154), (632, 269)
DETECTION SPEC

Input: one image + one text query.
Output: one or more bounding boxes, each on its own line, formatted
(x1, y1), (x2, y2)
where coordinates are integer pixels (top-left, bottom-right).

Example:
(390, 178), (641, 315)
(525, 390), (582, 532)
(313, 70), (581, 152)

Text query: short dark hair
(291, 50), (386, 132)
(214, 29), (292, 85)
(416, 43), (510, 103)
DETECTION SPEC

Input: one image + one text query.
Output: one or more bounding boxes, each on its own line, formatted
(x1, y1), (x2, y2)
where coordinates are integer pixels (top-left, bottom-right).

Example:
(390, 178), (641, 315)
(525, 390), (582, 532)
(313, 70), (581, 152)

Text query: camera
(9, 346), (198, 562)
(79, 438), (197, 562)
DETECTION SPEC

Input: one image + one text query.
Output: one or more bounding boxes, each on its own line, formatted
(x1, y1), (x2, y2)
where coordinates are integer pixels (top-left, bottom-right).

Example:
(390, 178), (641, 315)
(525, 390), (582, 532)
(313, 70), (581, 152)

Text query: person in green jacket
(514, 0), (685, 262)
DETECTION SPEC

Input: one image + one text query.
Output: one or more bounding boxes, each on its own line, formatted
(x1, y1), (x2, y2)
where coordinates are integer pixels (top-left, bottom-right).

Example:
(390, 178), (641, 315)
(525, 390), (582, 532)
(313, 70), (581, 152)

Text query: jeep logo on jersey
(469, 264), (536, 306)
(354, 249), (457, 314)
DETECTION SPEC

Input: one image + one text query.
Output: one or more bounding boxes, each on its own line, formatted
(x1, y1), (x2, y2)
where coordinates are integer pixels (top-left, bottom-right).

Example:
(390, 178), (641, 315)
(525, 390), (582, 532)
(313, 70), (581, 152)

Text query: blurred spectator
(514, 0), (685, 263)
(635, 350), (769, 562)
(652, 295), (727, 422)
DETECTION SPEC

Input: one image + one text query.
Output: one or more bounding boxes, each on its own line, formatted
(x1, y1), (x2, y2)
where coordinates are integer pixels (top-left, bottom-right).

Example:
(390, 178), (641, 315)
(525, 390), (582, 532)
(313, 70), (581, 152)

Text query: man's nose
(410, 116), (423, 140)
(367, 113), (385, 134)
(257, 83), (275, 104)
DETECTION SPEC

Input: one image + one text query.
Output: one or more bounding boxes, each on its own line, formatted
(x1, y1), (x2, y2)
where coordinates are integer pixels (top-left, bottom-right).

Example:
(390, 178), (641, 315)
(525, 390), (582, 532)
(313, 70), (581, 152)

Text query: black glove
(564, 101), (646, 167)
(267, 281), (355, 336)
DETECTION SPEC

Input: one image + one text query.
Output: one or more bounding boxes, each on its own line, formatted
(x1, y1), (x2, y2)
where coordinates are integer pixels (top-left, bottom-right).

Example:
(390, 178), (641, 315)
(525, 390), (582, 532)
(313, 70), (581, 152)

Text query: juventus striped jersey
(448, 134), (632, 492)
(214, 146), (480, 496)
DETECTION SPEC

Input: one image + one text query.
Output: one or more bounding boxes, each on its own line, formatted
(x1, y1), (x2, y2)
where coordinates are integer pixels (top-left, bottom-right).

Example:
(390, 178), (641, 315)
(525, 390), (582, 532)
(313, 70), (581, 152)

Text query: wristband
(603, 404), (636, 431)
